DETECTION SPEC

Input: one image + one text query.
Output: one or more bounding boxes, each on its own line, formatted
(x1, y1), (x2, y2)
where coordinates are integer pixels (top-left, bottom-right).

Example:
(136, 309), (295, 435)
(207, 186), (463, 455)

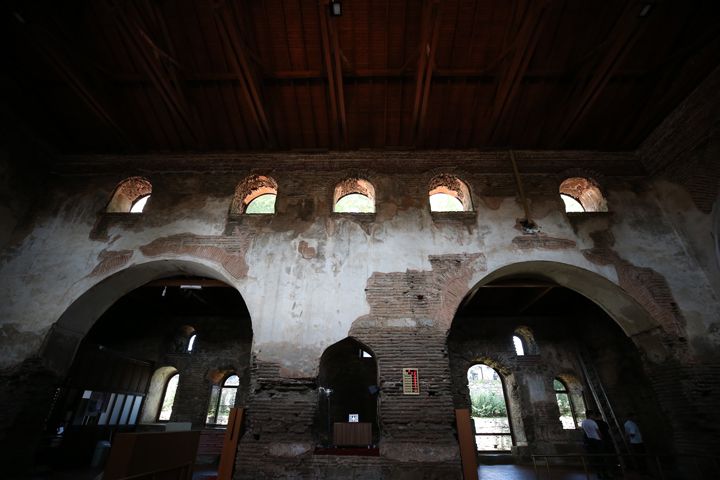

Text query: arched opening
(559, 177), (607, 213)
(316, 338), (379, 449)
(38, 263), (253, 469)
(206, 374), (240, 426)
(230, 174), (278, 214)
(158, 373), (180, 421)
(467, 364), (513, 451)
(106, 177), (152, 213)
(140, 366), (178, 423)
(429, 174), (473, 212)
(333, 178), (375, 213)
(553, 376), (586, 430)
(448, 264), (668, 461)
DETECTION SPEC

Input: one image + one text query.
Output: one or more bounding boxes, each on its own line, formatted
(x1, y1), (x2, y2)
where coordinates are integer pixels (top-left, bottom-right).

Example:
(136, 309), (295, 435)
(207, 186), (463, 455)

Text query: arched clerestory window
(106, 177), (152, 213)
(206, 374), (239, 426)
(467, 364), (512, 451)
(512, 326), (538, 355)
(429, 174), (473, 212)
(333, 178), (375, 213)
(230, 175), (278, 215)
(158, 373), (179, 421)
(559, 177), (607, 213)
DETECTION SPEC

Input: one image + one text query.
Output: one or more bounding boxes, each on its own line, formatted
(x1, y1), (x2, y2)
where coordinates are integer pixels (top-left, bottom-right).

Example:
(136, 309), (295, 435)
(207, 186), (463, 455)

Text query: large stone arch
(41, 258), (252, 376)
(455, 260), (660, 337)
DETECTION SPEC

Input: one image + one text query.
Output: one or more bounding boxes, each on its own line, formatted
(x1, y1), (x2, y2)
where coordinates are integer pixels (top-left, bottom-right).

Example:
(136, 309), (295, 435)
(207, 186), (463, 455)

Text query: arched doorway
(37, 261), (253, 469)
(448, 266), (668, 461)
(316, 338), (379, 449)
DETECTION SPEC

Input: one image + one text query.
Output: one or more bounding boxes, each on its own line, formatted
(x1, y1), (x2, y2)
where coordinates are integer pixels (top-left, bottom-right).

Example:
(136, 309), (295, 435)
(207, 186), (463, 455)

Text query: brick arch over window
(429, 174), (473, 211)
(333, 178), (376, 212)
(230, 174), (278, 214)
(106, 176), (152, 213)
(43, 259), (250, 377)
(559, 177), (607, 212)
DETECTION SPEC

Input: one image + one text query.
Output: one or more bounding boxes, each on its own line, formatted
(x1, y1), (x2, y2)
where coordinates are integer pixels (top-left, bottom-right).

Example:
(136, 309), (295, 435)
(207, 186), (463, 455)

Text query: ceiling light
(180, 285), (202, 290)
(330, 1), (342, 17)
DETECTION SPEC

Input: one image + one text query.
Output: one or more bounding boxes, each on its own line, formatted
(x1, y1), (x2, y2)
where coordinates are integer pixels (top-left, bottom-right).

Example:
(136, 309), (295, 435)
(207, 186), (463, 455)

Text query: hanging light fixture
(330, 0), (342, 17)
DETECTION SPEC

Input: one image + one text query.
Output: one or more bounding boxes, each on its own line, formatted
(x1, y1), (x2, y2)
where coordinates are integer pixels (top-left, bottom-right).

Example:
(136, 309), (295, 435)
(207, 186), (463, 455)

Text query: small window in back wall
(231, 175), (278, 215)
(429, 174), (473, 212)
(333, 178), (375, 213)
(559, 177), (607, 213)
(107, 177), (152, 213)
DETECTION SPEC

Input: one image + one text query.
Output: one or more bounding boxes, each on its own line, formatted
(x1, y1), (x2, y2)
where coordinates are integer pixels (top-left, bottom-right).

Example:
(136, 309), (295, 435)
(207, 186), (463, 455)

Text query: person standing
(624, 413), (647, 472)
(582, 410), (612, 479)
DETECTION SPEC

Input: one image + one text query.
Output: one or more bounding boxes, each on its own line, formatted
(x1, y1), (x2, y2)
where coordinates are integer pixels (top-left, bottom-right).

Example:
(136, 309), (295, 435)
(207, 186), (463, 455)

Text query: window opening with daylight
(106, 177), (152, 213)
(206, 374), (239, 426)
(467, 364), (512, 451)
(428, 174), (473, 212)
(231, 175), (278, 215)
(333, 178), (375, 213)
(512, 336), (525, 356)
(559, 177), (608, 213)
(554, 378), (585, 429)
(187, 334), (196, 353)
(158, 373), (179, 421)
(130, 194), (150, 213)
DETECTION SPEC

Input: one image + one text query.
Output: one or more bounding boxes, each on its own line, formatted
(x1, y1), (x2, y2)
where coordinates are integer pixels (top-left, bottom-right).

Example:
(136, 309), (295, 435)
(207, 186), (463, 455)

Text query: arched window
(187, 334), (197, 353)
(467, 364), (512, 451)
(230, 175), (278, 215)
(333, 178), (375, 213)
(512, 326), (538, 355)
(554, 377), (586, 429)
(158, 373), (179, 421)
(559, 177), (607, 213)
(206, 374), (239, 426)
(106, 177), (152, 213)
(429, 174), (473, 212)
(140, 366), (177, 423)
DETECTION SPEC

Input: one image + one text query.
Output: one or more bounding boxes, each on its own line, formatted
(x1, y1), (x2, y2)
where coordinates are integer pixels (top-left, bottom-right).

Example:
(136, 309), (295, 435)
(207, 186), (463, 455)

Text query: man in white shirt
(624, 413), (647, 473)
(582, 410), (612, 479)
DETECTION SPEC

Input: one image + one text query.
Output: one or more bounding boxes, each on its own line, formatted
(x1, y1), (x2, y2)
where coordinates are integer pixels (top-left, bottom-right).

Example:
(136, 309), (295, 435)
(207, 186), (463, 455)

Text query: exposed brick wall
(639, 66), (720, 213)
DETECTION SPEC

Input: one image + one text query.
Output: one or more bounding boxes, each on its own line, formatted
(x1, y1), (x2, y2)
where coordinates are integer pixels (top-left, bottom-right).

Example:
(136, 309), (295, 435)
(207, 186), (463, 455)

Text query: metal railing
(531, 453), (720, 480)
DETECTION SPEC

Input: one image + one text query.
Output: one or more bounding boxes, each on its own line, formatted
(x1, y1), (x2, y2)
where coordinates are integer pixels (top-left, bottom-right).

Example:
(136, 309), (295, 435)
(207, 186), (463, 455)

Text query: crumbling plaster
(0, 152), (715, 376)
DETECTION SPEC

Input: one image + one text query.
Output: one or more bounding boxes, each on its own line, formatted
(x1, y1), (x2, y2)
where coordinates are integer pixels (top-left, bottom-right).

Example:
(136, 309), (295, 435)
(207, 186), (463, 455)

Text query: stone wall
(0, 150), (719, 477)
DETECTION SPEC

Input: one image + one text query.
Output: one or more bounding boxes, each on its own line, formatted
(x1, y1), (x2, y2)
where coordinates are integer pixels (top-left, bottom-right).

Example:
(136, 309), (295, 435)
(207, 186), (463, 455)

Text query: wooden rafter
(411, 0), (441, 147)
(553, 1), (652, 146)
(106, 0), (202, 148)
(318, 0), (348, 148)
(214, 1), (275, 148)
(487, 0), (552, 144)
(11, 11), (130, 147)
(516, 286), (554, 314)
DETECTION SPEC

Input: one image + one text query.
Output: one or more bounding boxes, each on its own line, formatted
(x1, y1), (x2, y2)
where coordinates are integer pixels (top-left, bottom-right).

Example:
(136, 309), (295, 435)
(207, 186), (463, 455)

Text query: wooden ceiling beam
(318, 0), (348, 149)
(214, 1), (275, 148)
(553, 1), (652, 146)
(106, 0), (202, 148)
(411, 0), (441, 147)
(10, 11), (130, 148)
(516, 286), (554, 314)
(487, 0), (552, 144)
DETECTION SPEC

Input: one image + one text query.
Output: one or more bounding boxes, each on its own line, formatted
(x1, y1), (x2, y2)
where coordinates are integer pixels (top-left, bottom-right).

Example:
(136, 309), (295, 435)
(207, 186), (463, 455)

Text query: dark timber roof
(3, 0), (720, 154)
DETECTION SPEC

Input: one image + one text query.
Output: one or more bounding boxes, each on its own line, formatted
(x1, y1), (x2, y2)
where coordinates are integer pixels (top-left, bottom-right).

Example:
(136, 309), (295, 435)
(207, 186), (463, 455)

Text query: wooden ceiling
(3, 0), (720, 154)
